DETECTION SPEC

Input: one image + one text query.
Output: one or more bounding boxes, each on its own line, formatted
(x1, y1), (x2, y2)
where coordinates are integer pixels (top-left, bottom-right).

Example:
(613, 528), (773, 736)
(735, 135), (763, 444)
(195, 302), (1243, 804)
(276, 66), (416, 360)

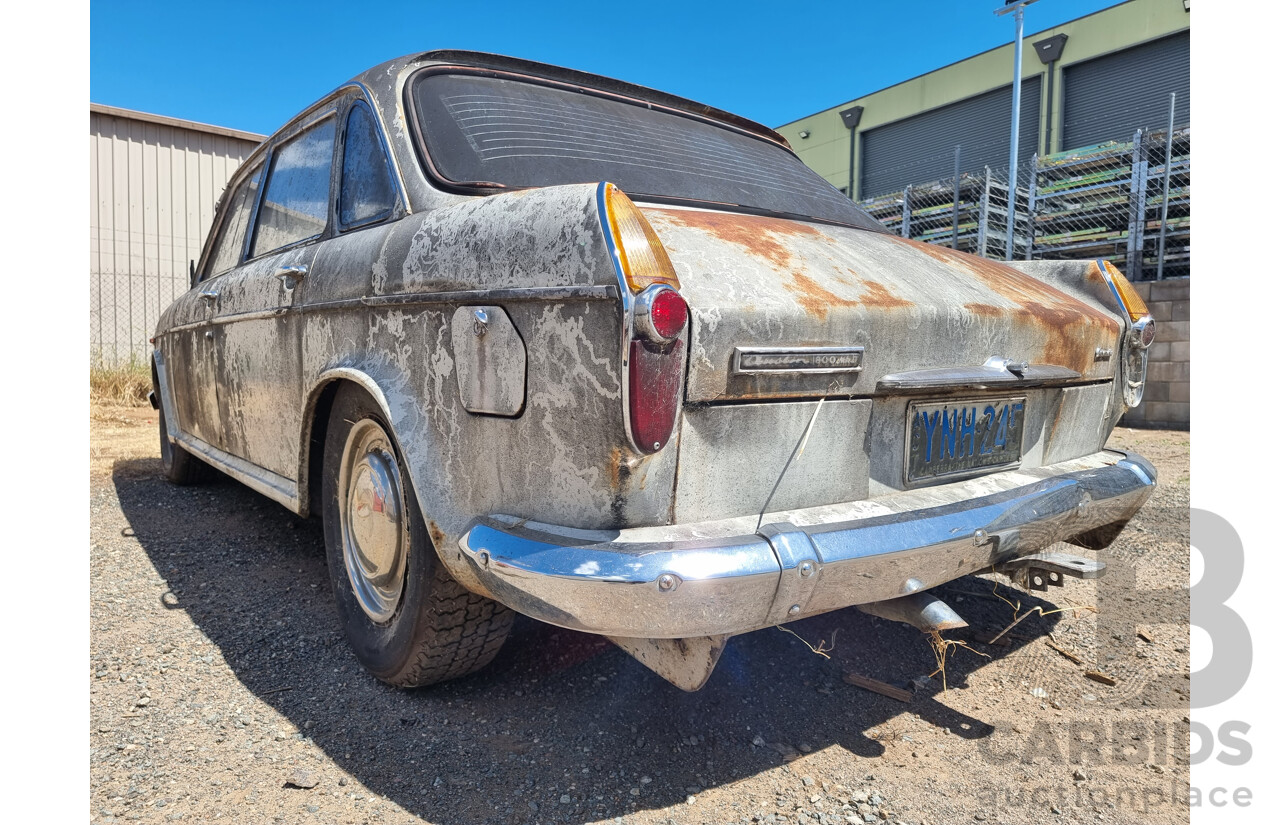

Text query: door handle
(275, 265), (308, 286)
(199, 289), (219, 306)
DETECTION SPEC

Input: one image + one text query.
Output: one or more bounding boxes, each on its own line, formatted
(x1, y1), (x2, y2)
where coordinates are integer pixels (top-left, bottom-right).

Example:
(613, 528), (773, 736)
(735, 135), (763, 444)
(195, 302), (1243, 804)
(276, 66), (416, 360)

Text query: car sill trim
(173, 431), (301, 512)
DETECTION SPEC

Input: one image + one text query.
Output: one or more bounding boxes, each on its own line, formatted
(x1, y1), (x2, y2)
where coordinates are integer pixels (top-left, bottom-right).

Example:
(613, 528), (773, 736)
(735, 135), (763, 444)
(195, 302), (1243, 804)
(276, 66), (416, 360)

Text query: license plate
(906, 397), (1026, 482)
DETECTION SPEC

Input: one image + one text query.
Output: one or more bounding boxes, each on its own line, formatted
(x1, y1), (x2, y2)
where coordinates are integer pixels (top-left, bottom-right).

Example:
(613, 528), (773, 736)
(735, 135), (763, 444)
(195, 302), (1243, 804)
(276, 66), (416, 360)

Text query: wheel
(155, 383), (208, 485)
(321, 383), (512, 687)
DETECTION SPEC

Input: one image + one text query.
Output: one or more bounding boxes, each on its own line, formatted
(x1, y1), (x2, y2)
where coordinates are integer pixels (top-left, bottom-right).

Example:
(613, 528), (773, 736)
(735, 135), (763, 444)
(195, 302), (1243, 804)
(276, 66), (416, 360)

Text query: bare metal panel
(1039, 383), (1114, 467)
(674, 399), (872, 523)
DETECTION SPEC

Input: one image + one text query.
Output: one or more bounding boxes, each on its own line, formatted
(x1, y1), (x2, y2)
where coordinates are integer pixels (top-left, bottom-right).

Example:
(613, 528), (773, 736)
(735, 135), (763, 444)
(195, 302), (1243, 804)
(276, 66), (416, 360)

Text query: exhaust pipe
(857, 591), (967, 633)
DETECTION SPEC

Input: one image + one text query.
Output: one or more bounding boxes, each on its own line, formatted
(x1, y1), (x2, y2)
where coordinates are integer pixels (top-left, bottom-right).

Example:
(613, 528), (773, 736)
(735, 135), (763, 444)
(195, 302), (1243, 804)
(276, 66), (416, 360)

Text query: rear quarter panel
(298, 184), (679, 594)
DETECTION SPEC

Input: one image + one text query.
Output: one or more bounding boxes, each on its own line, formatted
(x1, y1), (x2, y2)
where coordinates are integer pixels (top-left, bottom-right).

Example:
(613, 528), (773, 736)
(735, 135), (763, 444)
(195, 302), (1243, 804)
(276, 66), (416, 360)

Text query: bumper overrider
(458, 450), (1155, 639)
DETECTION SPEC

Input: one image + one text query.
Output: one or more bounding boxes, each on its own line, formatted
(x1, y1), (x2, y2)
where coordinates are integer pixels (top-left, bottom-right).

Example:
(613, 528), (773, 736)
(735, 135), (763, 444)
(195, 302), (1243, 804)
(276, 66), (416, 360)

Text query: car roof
(350, 49), (792, 151)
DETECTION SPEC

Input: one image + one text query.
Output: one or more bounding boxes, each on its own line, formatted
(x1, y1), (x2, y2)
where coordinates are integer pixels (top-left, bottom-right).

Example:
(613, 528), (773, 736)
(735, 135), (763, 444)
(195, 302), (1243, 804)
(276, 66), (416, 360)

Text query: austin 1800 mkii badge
(732, 346), (864, 374)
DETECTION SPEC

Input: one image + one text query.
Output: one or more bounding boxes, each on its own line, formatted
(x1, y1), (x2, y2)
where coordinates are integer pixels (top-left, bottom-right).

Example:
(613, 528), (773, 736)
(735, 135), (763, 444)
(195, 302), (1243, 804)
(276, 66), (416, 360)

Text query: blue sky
(91, 0), (1126, 136)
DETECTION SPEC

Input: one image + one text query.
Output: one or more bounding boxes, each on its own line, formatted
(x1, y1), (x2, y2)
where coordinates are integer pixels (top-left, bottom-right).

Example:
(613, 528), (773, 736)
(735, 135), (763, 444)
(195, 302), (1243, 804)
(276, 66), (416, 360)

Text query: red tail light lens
(634, 285), (688, 344)
(629, 289), (687, 452)
(649, 289), (688, 340)
(629, 339), (685, 453)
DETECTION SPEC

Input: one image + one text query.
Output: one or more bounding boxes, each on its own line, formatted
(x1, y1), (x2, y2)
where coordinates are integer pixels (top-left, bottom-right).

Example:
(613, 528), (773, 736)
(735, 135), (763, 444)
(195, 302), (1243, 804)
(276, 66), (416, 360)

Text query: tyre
(155, 380), (209, 486)
(321, 383), (512, 687)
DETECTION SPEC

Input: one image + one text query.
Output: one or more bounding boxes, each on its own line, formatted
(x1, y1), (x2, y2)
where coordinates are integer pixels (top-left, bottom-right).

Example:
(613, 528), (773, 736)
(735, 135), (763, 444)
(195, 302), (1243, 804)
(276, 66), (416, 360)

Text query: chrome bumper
(458, 450), (1155, 638)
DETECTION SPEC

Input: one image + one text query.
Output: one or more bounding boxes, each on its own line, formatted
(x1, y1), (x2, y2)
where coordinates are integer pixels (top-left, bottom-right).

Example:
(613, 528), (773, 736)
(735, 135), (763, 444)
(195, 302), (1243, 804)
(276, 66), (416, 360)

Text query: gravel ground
(90, 406), (1189, 825)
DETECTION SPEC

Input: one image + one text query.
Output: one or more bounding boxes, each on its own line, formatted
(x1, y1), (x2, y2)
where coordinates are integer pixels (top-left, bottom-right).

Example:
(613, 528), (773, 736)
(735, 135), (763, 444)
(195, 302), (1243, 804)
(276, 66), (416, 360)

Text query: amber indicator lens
(1102, 261), (1151, 322)
(603, 183), (681, 293)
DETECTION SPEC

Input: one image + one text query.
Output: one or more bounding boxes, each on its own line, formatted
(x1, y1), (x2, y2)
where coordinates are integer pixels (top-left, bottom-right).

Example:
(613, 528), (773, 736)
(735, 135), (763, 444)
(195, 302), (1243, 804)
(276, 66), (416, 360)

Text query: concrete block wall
(1120, 278), (1190, 429)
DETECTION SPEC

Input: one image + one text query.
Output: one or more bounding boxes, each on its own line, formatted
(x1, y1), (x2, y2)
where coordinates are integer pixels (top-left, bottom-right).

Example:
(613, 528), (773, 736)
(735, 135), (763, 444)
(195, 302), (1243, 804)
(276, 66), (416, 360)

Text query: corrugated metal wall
(90, 108), (261, 365)
(859, 77), (1041, 199)
(1061, 31), (1191, 149)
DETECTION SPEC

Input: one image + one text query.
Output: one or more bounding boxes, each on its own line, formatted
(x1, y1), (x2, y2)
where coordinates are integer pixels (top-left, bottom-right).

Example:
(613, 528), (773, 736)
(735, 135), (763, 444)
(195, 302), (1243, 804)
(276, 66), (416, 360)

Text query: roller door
(1061, 30), (1190, 150)
(859, 77), (1041, 199)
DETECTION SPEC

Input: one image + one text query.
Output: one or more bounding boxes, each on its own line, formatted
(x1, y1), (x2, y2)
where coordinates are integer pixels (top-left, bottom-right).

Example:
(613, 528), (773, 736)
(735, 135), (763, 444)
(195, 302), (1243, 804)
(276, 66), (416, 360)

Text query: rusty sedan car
(151, 51), (1157, 691)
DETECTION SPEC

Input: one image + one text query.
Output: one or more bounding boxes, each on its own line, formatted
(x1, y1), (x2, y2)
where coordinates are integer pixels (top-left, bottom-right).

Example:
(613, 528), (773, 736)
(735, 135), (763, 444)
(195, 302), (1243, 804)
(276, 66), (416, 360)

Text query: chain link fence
(860, 156), (1033, 262)
(857, 118), (1190, 281)
(89, 261), (191, 371)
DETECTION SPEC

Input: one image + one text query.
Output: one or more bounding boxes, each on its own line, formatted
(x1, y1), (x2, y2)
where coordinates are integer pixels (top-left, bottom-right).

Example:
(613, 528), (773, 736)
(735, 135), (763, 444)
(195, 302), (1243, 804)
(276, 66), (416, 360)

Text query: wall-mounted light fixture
(839, 106), (864, 200)
(1183, 0), (1189, 11)
(798, 130), (811, 139)
(1034, 33), (1068, 155)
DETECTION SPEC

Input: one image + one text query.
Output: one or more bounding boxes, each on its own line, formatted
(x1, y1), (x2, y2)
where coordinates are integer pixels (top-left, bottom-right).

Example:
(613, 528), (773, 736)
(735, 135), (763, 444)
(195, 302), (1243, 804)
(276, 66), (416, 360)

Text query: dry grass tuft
(776, 624), (838, 659)
(90, 360), (152, 406)
(926, 629), (989, 691)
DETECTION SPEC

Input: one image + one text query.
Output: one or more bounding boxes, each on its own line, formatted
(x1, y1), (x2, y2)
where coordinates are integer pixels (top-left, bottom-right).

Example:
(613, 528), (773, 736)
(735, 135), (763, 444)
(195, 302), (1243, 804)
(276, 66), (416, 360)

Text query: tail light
(599, 183), (688, 454)
(1098, 261), (1156, 409)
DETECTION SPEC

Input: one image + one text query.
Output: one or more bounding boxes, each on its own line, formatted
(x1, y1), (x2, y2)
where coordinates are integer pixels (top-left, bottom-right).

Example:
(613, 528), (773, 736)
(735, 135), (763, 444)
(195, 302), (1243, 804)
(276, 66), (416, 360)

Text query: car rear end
(406, 56), (1157, 688)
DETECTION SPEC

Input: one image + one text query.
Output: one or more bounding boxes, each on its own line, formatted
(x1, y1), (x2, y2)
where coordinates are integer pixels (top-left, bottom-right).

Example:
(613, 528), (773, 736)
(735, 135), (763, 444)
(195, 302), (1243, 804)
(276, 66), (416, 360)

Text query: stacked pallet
(860, 170), (1029, 260)
(1027, 127), (1190, 279)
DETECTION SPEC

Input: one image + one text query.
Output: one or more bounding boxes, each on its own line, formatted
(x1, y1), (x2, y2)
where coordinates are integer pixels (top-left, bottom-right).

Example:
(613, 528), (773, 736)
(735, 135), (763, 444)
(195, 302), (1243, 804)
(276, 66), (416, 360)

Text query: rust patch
(647, 208), (828, 270)
(857, 280), (912, 309)
(964, 300), (1116, 375)
(785, 271), (858, 321)
(889, 237), (1113, 322)
(427, 520), (447, 551)
(891, 237), (1119, 373)
(607, 446), (631, 493)
(783, 271), (910, 320)
(963, 302), (1003, 318)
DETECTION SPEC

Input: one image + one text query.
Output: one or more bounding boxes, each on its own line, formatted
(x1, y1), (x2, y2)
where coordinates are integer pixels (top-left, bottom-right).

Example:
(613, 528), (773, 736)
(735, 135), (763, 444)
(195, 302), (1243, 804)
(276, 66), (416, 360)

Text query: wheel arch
(299, 365), (493, 599)
(298, 368), (397, 519)
(150, 348), (180, 445)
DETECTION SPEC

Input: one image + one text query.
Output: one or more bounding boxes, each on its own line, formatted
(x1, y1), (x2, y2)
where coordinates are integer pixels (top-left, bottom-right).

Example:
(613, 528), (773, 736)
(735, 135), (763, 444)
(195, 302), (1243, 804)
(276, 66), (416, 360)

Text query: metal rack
(1025, 126), (1190, 279)
(861, 169), (1031, 260)
(856, 126), (1189, 280)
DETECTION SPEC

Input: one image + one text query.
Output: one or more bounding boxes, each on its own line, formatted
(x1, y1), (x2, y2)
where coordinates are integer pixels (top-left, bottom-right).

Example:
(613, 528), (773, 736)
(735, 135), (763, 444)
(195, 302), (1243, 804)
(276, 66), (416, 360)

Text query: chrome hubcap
(338, 419), (408, 623)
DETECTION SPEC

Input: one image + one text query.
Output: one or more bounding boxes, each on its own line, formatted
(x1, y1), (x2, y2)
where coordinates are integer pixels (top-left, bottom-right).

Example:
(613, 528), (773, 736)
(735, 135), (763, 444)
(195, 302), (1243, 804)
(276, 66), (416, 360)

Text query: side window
(251, 117), (337, 257)
(339, 102), (396, 227)
(205, 163), (263, 278)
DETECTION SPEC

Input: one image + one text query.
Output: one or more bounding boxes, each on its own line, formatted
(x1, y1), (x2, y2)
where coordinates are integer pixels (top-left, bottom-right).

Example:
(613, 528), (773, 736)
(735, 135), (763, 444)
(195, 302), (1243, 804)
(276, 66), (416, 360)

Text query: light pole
(995, 0), (1040, 260)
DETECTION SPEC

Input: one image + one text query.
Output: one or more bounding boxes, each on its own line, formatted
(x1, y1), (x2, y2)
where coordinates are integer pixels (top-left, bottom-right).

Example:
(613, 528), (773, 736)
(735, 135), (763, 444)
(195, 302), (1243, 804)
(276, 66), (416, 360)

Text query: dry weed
(776, 625), (838, 659)
(90, 360), (151, 406)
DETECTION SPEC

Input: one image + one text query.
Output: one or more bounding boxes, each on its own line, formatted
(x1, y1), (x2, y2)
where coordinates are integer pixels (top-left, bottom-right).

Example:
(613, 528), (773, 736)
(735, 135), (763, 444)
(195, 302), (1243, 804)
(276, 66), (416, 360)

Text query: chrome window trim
(246, 109), (340, 262)
(201, 157), (267, 282)
(343, 82), (410, 220)
(335, 98), (401, 233)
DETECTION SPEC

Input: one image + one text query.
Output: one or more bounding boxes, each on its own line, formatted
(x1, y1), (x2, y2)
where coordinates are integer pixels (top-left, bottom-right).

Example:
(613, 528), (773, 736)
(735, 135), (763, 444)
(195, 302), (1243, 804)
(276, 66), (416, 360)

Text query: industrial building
(90, 104), (262, 366)
(777, 0), (1189, 201)
(777, 0), (1190, 428)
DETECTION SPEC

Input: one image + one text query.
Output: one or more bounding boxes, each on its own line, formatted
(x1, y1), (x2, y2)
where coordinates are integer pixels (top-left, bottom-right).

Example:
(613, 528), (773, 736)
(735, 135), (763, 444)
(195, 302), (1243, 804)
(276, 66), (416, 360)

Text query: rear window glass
(412, 73), (883, 231)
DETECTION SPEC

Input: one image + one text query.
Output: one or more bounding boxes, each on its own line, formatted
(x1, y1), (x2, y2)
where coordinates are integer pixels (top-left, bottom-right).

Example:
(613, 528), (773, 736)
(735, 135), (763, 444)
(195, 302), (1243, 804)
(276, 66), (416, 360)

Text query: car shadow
(110, 459), (1066, 825)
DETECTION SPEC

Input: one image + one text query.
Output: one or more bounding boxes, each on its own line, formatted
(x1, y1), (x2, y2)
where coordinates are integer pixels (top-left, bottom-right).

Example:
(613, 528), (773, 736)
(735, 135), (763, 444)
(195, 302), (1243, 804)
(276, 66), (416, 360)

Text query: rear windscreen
(412, 72), (884, 231)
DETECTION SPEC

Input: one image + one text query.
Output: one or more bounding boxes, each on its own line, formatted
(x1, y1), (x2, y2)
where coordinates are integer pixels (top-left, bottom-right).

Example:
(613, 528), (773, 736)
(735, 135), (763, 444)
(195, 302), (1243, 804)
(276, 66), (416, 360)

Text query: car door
(162, 159), (265, 450)
(209, 110), (337, 482)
